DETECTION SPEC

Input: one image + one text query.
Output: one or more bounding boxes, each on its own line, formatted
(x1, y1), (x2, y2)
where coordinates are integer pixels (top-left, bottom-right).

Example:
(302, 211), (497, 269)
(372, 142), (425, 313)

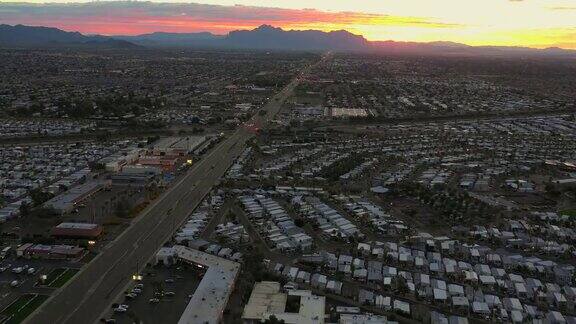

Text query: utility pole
(91, 203), (95, 223)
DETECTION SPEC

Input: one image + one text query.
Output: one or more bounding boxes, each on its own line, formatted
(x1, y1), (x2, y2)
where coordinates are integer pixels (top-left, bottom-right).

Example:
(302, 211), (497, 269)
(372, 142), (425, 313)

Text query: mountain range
(0, 24), (137, 48)
(115, 31), (223, 47)
(114, 25), (369, 51)
(1, 23), (574, 57)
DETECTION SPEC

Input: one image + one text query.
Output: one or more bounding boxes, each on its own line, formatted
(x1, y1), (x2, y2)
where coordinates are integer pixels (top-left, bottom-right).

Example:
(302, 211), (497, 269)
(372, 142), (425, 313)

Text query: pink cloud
(0, 1), (458, 35)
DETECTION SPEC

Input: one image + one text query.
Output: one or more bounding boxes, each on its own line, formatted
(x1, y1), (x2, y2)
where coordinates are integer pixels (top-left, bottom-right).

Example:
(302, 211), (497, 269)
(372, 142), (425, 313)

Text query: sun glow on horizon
(0, 0), (574, 49)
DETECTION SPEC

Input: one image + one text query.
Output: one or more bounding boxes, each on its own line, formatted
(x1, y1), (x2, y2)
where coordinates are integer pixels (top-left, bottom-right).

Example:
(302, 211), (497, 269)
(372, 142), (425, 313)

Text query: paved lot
(110, 264), (202, 324)
(0, 257), (81, 320)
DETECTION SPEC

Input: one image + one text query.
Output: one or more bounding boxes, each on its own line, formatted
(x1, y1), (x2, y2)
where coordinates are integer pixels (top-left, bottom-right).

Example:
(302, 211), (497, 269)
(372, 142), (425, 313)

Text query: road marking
(27, 55), (321, 324)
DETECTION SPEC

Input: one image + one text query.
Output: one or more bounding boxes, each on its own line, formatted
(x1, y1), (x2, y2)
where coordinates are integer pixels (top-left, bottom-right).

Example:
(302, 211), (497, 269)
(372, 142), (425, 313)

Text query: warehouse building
(153, 136), (207, 156)
(242, 281), (326, 324)
(51, 222), (102, 239)
(43, 181), (109, 214)
(164, 245), (240, 324)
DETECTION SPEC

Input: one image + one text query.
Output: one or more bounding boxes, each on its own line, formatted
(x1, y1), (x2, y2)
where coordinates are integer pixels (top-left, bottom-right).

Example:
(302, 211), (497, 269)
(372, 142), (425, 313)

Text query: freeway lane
(25, 55), (322, 324)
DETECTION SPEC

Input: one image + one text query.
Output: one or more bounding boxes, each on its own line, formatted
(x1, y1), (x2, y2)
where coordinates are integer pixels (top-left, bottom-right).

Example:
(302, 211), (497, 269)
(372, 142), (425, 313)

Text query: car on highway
(125, 293), (137, 299)
(10, 280), (19, 287)
(165, 278), (174, 283)
(132, 288), (142, 294)
(164, 291), (175, 297)
(149, 298), (160, 304)
(11, 267), (23, 274)
(113, 307), (127, 313)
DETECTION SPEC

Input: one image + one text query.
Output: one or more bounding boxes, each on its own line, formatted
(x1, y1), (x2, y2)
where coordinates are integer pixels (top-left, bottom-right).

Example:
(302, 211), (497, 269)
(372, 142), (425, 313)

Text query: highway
(25, 54), (324, 324)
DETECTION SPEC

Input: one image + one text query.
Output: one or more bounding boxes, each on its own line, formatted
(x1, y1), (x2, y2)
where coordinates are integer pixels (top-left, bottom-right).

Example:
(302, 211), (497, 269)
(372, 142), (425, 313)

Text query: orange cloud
(0, 1), (460, 35)
(0, 1), (573, 48)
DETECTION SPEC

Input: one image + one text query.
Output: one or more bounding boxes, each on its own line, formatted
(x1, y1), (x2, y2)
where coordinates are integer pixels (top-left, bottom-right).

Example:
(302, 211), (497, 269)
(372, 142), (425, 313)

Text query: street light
(132, 259), (143, 281)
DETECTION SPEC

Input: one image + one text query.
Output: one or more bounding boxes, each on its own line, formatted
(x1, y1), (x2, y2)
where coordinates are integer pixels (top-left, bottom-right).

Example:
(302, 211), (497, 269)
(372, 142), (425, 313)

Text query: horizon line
(3, 23), (574, 51)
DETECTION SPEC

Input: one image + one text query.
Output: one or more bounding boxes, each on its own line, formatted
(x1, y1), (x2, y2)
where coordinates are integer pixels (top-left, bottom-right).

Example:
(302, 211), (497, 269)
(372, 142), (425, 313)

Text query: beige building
(242, 281), (325, 324)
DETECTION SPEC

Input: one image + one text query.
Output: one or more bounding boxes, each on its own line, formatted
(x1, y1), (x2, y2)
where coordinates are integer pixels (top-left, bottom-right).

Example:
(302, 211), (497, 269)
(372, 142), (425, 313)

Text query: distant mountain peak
(544, 46), (568, 52)
(225, 25), (368, 51)
(254, 24), (282, 31)
(426, 41), (470, 48)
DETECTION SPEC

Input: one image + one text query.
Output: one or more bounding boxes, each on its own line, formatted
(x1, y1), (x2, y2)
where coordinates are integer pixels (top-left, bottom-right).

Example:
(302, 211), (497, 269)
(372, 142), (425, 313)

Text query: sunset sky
(0, 0), (575, 48)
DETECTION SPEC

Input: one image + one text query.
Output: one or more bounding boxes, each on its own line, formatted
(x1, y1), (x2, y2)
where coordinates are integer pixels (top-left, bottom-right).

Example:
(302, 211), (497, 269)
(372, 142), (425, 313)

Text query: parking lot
(106, 262), (203, 324)
(0, 255), (81, 320)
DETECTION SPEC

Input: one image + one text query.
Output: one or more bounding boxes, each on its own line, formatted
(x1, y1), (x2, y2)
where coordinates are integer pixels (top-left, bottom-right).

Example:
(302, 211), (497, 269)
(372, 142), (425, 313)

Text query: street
(24, 55), (324, 324)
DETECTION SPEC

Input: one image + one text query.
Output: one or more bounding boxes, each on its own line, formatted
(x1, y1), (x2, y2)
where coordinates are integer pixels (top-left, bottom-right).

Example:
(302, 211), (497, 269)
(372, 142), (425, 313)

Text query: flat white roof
(173, 245), (240, 324)
(264, 290), (325, 324)
(44, 181), (103, 211)
(155, 136), (206, 151)
(242, 281), (286, 320)
(55, 222), (99, 229)
(243, 282), (325, 324)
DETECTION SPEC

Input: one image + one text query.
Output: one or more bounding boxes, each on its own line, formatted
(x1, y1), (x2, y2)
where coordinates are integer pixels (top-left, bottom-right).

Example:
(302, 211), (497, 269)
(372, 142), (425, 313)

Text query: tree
(544, 183), (560, 197)
(29, 189), (54, 206)
(147, 135), (160, 145)
(294, 218), (304, 227)
(89, 162), (106, 172)
(115, 199), (130, 218)
(303, 120), (317, 130)
(393, 277), (409, 296)
(20, 203), (31, 216)
(28, 207), (58, 219)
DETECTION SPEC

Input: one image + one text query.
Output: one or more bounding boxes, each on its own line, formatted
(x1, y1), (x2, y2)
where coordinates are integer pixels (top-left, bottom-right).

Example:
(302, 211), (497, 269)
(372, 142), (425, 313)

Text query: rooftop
(173, 245), (240, 324)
